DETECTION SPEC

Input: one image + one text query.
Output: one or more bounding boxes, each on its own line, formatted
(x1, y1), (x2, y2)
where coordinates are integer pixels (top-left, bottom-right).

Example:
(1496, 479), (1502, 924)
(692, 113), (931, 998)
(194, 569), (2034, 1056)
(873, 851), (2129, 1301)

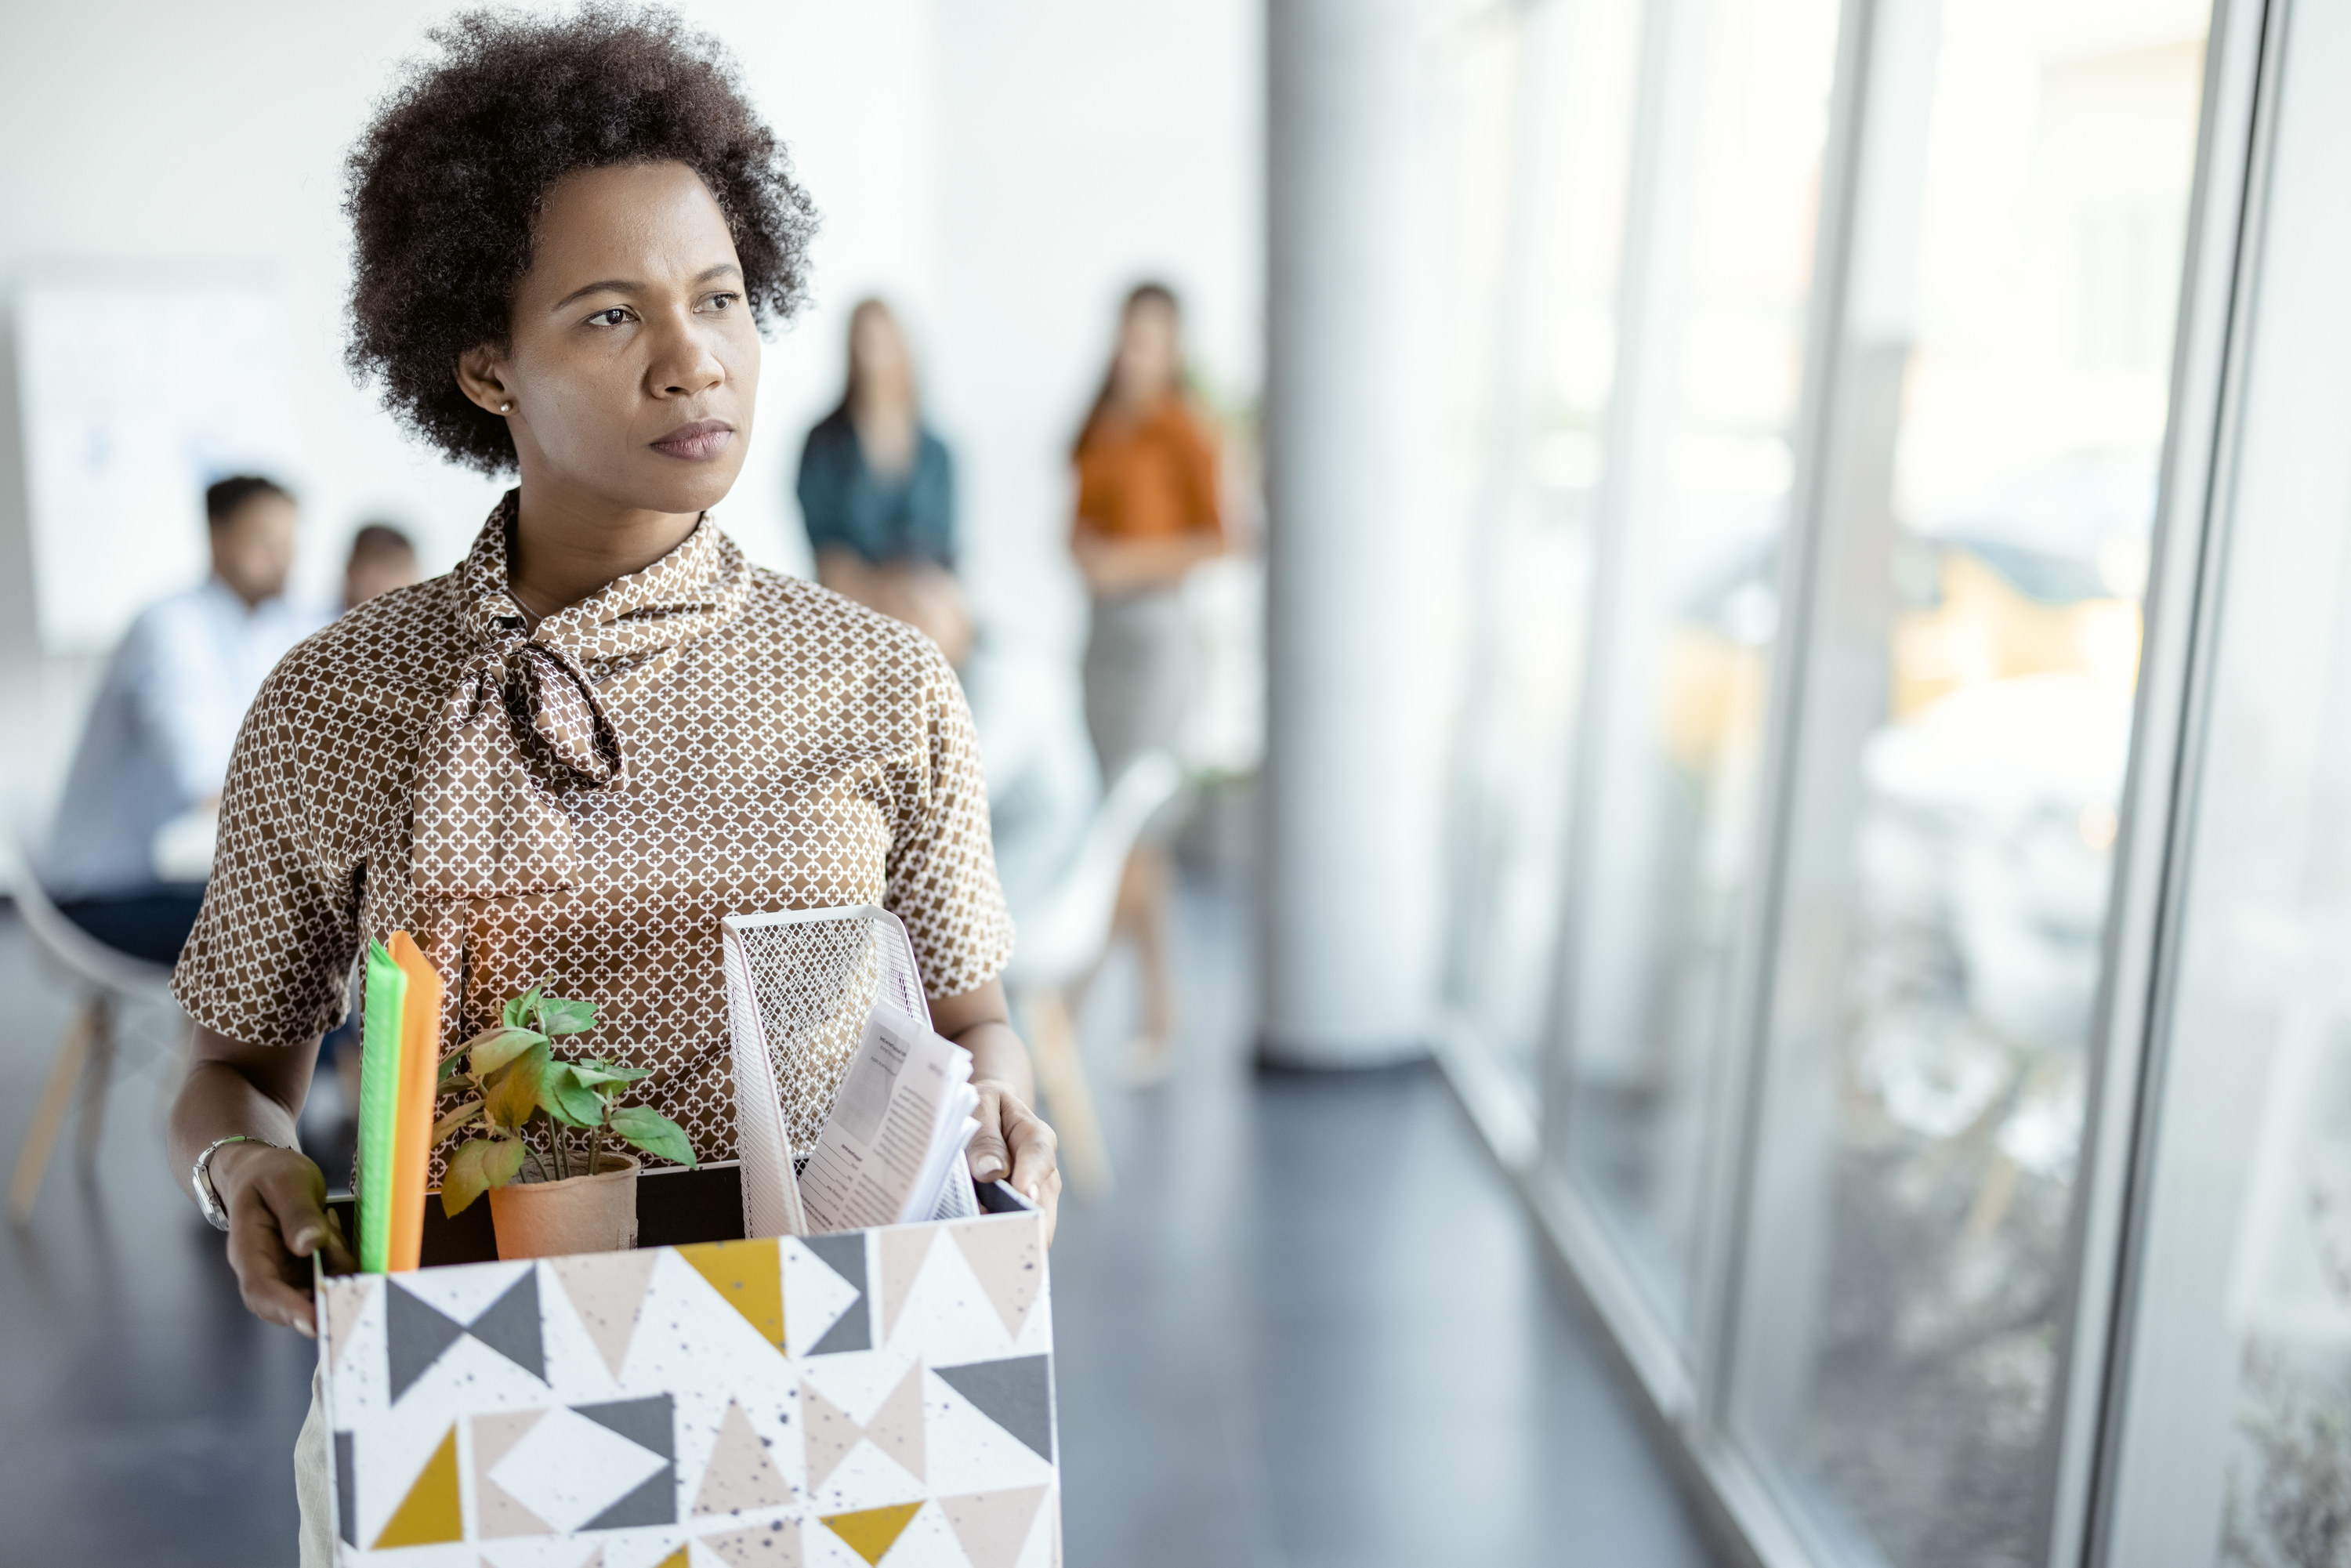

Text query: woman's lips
(650, 419), (735, 462)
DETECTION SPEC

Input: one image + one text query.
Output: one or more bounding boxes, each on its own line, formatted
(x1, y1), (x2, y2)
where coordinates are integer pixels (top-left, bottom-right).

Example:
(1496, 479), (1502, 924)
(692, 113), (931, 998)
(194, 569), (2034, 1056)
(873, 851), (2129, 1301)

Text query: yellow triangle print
(372, 1423), (462, 1548)
(822, 1501), (924, 1564)
(676, 1238), (785, 1347)
(650, 1550), (689, 1568)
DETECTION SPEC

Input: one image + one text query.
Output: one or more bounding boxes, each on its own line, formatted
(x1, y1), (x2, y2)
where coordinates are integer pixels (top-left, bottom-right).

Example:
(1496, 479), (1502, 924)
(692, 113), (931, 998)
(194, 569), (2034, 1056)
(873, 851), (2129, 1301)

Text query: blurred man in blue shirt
(42, 476), (324, 963)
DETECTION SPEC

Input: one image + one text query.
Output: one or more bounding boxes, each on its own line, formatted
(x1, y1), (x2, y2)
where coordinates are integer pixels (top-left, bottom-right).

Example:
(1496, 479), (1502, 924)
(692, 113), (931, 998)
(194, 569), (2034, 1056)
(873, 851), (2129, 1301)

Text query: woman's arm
(929, 978), (1062, 1244)
(168, 1026), (354, 1335)
(1070, 525), (1222, 596)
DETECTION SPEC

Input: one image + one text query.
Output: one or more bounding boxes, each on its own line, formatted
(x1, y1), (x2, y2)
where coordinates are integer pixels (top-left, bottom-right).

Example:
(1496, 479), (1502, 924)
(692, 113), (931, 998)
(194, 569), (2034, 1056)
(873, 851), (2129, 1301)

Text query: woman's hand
(1071, 526), (1219, 596)
(965, 1078), (1063, 1244)
(210, 1141), (356, 1336)
(171, 1024), (345, 1334)
(930, 979), (1063, 1245)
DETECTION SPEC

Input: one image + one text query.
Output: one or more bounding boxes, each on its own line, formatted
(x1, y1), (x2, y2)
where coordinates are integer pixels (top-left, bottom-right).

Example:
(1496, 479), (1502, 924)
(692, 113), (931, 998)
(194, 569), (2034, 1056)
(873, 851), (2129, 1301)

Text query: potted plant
(430, 984), (697, 1260)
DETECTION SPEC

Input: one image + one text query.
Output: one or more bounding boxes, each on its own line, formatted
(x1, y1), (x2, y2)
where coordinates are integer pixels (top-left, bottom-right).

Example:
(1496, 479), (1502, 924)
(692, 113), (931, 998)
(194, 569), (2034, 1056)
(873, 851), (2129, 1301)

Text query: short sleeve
(1178, 409), (1224, 541)
(796, 419), (854, 556)
(171, 680), (362, 1048)
(884, 645), (1016, 999)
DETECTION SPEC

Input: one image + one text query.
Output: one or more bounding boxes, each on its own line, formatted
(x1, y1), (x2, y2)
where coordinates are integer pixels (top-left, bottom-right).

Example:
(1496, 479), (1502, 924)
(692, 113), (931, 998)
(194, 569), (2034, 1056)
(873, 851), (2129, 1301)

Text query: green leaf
(563, 1063), (648, 1088)
(538, 1063), (607, 1129)
(437, 1052), (467, 1087)
(608, 1105), (696, 1168)
(485, 1044), (549, 1132)
(429, 1099), (484, 1146)
(503, 985), (544, 1031)
(440, 1136), (526, 1215)
(538, 996), (597, 1036)
(467, 1025), (547, 1077)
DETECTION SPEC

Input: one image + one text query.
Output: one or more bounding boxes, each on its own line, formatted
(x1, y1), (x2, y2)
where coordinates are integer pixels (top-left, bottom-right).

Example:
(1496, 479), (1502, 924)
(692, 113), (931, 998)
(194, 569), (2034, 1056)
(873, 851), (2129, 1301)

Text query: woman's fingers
(313, 1204), (359, 1276)
(965, 1082), (1014, 1186)
(1001, 1097), (1063, 1247)
(226, 1198), (319, 1335)
(223, 1148), (335, 1337)
(965, 1081), (1062, 1244)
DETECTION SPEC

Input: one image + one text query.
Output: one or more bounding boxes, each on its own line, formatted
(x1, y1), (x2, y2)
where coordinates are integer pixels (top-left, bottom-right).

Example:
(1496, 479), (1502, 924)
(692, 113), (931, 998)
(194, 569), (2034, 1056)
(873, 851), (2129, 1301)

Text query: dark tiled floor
(1052, 880), (1721, 1568)
(0, 881), (1719, 1566)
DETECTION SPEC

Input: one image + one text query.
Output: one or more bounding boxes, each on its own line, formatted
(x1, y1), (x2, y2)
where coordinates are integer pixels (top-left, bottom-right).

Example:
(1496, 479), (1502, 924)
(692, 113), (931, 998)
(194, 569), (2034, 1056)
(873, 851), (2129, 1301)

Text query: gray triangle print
(936, 1354), (1054, 1462)
(569, 1393), (677, 1530)
(803, 1232), (871, 1355)
(580, 1464), (676, 1530)
(386, 1268), (547, 1401)
(464, 1269), (544, 1381)
(386, 1282), (467, 1402)
(573, 1393), (676, 1461)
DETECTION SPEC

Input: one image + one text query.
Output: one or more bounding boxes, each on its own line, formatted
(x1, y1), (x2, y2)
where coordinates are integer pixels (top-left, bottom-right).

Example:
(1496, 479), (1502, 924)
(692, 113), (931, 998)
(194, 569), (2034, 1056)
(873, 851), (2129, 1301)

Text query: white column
(1259, 0), (1444, 1067)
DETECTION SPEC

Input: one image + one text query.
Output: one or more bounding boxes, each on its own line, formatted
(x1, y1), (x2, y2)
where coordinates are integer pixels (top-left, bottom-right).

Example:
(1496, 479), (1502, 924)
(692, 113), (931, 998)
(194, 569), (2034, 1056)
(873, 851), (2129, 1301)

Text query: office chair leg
(77, 995), (117, 1170)
(10, 998), (103, 1222)
(1023, 987), (1113, 1199)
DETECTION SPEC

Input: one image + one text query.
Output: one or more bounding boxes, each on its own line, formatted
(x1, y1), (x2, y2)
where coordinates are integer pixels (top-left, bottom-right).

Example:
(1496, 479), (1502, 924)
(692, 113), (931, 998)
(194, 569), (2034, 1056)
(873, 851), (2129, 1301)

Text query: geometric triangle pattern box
(317, 1208), (1059, 1566)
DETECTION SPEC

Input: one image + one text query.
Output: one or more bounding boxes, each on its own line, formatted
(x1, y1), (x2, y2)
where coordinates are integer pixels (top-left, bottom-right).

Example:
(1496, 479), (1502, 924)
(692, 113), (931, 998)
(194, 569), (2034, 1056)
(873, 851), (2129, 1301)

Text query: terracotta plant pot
(486, 1153), (641, 1260)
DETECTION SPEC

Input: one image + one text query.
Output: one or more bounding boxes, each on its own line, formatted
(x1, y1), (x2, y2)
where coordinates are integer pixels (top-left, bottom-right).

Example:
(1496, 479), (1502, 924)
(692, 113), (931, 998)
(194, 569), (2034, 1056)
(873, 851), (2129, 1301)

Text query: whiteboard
(14, 278), (301, 655)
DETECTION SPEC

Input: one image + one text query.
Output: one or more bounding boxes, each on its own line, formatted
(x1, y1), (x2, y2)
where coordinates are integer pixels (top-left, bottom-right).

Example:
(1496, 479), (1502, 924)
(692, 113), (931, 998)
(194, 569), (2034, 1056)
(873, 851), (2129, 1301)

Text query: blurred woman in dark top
(1071, 281), (1223, 1081)
(797, 298), (971, 661)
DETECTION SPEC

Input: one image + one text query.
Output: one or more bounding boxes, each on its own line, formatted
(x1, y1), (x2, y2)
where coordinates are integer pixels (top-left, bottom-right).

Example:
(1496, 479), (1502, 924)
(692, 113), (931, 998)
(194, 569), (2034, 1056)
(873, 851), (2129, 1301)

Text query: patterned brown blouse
(172, 494), (1013, 1160)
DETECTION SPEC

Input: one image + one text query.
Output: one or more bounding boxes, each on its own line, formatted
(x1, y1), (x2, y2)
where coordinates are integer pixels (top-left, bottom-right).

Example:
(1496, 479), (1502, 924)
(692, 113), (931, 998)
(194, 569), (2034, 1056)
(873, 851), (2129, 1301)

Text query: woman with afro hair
(164, 12), (1058, 1553)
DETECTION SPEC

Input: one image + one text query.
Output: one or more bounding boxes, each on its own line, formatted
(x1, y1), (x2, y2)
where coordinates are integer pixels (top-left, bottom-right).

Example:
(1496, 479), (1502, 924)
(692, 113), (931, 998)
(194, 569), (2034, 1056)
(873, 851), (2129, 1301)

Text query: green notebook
(355, 940), (408, 1274)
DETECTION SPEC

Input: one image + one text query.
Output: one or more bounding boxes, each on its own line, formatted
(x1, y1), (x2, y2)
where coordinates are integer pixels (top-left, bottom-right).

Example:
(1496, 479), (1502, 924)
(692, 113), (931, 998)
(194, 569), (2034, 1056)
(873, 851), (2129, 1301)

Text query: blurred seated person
(342, 521), (418, 609)
(797, 298), (971, 663)
(42, 476), (322, 964)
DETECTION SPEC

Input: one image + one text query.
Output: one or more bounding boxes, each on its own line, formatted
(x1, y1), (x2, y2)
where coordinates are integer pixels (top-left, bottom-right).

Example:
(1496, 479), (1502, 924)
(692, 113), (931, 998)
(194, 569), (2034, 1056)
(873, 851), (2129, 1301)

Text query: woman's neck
(508, 480), (701, 620)
(1103, 382), (1174, 430)
(849, 392), (918, 483)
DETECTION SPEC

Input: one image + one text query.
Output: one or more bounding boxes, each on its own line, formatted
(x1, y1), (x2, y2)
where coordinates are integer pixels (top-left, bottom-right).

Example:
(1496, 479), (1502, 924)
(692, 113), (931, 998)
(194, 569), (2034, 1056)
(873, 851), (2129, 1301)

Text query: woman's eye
(589, 307), (631, 328)
(703, 292), (738, 312)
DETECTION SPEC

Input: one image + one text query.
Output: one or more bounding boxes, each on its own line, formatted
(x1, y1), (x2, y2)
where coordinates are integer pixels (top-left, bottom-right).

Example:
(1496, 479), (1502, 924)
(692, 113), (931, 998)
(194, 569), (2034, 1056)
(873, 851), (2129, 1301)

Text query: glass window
(1443, 0), (1648, 1089)
(2100, 3), (2351, 1561)
(1726, 0), (2208, 1562)
(1556, 0), (1846, 1342)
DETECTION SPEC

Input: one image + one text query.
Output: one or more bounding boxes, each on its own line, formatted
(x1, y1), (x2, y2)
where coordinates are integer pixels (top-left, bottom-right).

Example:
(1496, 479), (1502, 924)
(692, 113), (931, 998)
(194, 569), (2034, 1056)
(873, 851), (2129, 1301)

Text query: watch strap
(193, 1135), (284, 1232)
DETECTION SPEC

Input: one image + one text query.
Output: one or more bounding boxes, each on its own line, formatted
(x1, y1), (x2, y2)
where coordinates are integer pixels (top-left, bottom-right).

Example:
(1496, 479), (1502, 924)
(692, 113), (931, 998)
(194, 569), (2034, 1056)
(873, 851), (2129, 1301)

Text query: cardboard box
(316, 1168), (1060, 1566)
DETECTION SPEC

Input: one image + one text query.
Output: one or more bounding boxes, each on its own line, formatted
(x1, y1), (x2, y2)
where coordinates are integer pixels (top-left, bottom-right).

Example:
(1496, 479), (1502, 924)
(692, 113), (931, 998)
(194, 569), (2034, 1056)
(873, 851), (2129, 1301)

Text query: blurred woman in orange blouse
(1071, 282), (1223, 1080)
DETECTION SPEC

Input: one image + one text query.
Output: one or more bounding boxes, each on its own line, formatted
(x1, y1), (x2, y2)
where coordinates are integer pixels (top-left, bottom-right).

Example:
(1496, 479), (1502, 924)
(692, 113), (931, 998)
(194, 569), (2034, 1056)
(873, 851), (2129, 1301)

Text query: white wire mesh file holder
(719, 905), (934, 1240)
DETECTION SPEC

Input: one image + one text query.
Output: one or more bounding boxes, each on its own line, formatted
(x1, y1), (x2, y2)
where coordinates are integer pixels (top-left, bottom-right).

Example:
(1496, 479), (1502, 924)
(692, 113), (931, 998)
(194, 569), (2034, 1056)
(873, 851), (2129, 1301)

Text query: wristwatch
(192, 1135), (288, 1232)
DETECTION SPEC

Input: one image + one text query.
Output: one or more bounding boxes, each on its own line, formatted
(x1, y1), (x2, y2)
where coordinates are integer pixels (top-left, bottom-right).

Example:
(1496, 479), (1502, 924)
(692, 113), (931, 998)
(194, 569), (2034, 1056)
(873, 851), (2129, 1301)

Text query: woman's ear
(455, 346), (515, 415)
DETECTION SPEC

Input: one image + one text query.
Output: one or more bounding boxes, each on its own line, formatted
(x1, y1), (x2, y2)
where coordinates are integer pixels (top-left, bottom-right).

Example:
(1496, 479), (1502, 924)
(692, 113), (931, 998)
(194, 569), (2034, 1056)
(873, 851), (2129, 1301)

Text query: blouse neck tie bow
(413, 492), (751, 900)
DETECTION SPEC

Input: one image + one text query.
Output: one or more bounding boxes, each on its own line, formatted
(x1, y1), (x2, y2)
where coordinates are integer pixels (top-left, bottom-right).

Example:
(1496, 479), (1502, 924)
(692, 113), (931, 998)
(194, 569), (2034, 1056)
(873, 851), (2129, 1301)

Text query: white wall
(926, 0), (1265, 654)
(0, 0), (1259, 799)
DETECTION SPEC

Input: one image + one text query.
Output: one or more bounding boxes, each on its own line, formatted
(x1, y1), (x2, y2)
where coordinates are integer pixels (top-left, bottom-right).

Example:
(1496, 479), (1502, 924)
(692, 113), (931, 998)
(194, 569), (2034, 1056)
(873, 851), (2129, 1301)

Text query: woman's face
(849, 305), (913, 408)
(1111, 298), (1181, 407)
(461, 160), (759, 517)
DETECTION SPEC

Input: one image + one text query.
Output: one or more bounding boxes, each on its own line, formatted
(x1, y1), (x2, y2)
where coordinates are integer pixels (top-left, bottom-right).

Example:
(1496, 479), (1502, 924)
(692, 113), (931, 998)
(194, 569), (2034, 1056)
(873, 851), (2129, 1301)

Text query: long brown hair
(836, 297), (918, 420)
(1074, 281), (1182, 457)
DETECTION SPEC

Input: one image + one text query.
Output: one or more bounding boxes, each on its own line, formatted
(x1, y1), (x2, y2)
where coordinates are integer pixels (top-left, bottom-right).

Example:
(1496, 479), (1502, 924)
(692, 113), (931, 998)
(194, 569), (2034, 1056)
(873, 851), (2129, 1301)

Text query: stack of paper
(797, 998), (983, 1233)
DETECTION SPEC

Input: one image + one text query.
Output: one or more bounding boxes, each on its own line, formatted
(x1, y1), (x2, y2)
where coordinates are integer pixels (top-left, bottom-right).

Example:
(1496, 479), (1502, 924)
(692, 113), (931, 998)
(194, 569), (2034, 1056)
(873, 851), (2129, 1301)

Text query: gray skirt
(1082, 588), (1197, 782)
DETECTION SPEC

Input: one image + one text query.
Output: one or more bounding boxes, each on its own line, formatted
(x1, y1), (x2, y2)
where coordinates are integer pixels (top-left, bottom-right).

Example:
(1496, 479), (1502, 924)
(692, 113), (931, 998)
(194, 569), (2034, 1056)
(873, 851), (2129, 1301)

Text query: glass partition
(1725, 0), (2208, 1562)
(2099, 2), (2351, 1561)
(1555, 0), (1846, 1345)
(1442, 0), (1647, 1092)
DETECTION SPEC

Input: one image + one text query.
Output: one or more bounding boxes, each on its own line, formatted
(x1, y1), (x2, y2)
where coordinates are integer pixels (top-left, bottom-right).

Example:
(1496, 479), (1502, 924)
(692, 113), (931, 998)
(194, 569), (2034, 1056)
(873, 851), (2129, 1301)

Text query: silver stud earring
(498, 402), (513, 414)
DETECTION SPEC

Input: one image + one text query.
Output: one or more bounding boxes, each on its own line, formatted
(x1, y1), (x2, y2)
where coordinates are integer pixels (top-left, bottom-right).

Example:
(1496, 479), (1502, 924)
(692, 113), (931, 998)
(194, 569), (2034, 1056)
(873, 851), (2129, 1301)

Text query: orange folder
(385, 932), (444, 1273)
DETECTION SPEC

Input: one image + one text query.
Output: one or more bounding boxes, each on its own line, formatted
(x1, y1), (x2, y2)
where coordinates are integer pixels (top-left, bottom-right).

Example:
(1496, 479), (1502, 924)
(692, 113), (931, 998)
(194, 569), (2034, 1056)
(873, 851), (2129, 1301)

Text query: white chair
(0, 821), (183, 1222)
(999, 751), (1183, 1197)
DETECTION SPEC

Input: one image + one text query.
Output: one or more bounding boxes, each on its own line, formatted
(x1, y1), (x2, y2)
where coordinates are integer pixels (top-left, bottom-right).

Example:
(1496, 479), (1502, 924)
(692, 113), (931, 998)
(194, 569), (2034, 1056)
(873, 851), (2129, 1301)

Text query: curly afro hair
(344, 5), (817, 474)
